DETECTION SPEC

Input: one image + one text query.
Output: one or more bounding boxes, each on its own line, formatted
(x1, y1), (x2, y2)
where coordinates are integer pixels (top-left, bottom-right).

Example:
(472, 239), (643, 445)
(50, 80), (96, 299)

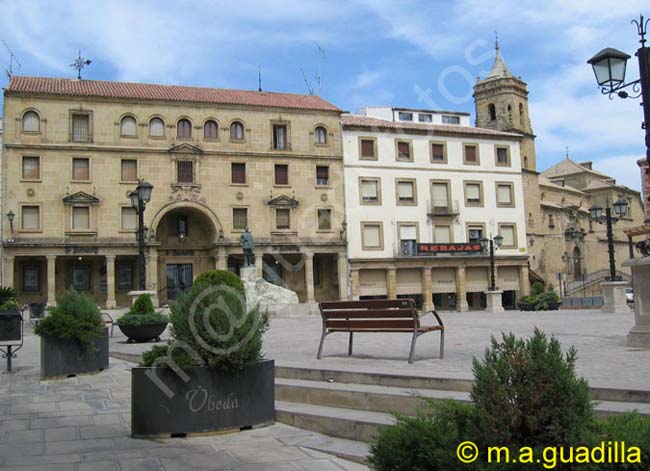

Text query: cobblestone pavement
(0, 329), (368, 471)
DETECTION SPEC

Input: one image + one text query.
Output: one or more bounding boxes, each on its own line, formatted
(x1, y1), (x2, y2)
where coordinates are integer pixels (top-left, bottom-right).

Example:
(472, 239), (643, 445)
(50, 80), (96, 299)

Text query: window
(273, 124), (288, 150)
(496, 183), (514, 207)
(398, 112), (413, 121)
(22, 111), (40, 132)
(488, 103), (497, 121)
(121, 159), (137, 182)
(431, 182), (450, 210)
(519, 103), (525, 126)
(204, 120), (218, 139)
(22, 156), (40, 180)
(177, 119), (192, 139)
(316, 166), (329, 186)
(465, 182), (483, 206)
(274, 164), (289, 185)
(314, 126), (327, 145)
(360, 138), (376, 159)
(276, 208), (290, 229)
(396, 141), (412, 161)
(70, 264), (91, 291)
(361, 222), (383, 250)
(468, 225), (484, 243)
(360, 178), (380, 204)
(418, 114), (432, 123)
(117, 263), (134, 290)
(71, 113), (90, 142)
(149, 117), (165, 138)
(230, 121), (244, 141)
(430, 142), (446, 163)
(399, 224), (417, 255)
(396, 179), (416, 205)
(496, 146), (510, 166)
(548, 214), (555, 228)
(464, 144), (479, 164)
(120, 116), (137, 137)
(233, 208), (248, 230)
(499, 224), (516, 248)
(72, 206), (90, 230)
(121, 207), (137, 230)
(442, 115), (460, 124)
(231, 163), (246, 184)
(72, 158), (90, 181)
(21, 206), (40, 231)
(317, 209), (332, 230)
(178, 215), (188, 237)
(176, 160), (194, 183)
(434, 225), (452, 243)
(22, 264), (41, 292)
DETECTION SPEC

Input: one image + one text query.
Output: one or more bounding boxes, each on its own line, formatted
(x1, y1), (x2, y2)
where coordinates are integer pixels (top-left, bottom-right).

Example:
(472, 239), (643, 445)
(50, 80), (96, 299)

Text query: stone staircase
(274, 365), (650, 460)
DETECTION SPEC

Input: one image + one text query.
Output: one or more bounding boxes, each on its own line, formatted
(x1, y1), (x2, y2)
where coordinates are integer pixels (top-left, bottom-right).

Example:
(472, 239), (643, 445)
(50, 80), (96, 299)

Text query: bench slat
(328, 327), (442, 333)
(320, 299), (414, 310)
(326, 319), (417, 330)
(321, 309), (415, 319)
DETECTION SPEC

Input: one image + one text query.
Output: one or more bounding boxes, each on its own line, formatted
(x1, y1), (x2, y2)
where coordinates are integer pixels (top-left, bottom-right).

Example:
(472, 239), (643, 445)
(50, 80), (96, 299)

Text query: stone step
(275, 401), (394, 443)
(289, 434), (370, 464)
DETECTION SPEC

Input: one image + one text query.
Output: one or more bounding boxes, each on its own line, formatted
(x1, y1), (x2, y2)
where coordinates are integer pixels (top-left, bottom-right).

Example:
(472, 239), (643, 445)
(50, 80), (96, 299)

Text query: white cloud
(591, 155), (644, 191)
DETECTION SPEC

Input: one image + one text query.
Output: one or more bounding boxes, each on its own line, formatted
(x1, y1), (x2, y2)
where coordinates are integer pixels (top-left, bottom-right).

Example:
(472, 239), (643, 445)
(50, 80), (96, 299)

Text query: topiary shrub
(193, 270), (245, 297)
(471, 328), (592, 448)
(116, 293), (167, 327)
(531, 281), (545, 295)
(34, 290), (104, 355)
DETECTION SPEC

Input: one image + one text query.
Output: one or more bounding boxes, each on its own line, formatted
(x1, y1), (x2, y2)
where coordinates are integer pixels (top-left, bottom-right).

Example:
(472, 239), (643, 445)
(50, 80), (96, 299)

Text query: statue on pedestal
(240, 226), (255, 267)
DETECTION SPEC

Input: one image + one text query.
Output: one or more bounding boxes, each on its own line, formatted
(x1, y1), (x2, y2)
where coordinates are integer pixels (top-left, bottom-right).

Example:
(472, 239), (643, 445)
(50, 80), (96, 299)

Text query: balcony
(428, 200), (460, 217)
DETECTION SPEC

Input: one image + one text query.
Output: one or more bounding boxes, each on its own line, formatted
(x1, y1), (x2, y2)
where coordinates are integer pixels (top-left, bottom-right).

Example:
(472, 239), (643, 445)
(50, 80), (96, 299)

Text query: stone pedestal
(600, 281), (630, 314)
(622, 258), (650, 347)
(485, 290), (504, 312)
(127, 290), (159, 308)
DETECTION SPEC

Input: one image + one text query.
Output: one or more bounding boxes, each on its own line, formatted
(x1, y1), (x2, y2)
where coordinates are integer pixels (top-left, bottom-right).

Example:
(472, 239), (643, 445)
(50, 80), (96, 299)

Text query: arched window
(120, 116), (137, 137)
(149, 117), (165, 137)
(177, 119), (192, 139)
(22, 111), (40, 132)
(314, 126), (327, 145)
(204, 120), (218, 139)
(230, 121), (244, 141)
(488, 103), (496, 121)
(519, 103), (525, 126)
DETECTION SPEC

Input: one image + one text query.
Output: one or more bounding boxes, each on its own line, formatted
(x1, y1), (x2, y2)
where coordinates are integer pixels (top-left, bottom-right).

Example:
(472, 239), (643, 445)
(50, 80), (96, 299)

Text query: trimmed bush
(117, 293), (167, 327)
(34, 290), (104, 355)
(0, 286), (19, 311)
(518, 286), (561, 311)
(532, 281), (545, 295)
(193, 269), (245, 297)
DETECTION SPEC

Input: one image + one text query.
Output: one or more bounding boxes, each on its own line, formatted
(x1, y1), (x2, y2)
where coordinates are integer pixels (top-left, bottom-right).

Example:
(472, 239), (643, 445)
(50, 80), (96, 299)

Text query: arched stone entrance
(152, 203), (221, 303)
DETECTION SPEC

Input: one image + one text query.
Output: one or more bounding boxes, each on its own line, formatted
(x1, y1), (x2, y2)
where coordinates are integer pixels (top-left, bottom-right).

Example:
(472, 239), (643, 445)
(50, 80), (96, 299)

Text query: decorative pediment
(267, 195), (299, 207)
(62, 191), (100, 205)
(168, 143), (203, 155)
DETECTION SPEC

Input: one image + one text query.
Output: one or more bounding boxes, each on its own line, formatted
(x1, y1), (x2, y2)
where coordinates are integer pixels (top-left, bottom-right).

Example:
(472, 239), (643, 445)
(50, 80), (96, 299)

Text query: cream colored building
(342, 108), (529, 311)
(2, 76), (347, 307)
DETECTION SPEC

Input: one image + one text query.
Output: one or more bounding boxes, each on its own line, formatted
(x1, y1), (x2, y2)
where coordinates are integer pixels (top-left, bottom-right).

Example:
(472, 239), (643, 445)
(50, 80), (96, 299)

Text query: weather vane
(70, 50), (92, 80)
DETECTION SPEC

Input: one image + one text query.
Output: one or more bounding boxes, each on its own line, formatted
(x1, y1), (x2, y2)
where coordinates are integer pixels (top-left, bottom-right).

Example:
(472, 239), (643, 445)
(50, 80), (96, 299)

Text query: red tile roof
(342, 114), (522, 138)
(5, 76), (341, 112)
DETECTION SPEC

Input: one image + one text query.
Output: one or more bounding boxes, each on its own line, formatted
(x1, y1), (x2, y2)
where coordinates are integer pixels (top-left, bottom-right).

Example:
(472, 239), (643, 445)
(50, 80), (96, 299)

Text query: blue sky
(1, 0), (648, 190)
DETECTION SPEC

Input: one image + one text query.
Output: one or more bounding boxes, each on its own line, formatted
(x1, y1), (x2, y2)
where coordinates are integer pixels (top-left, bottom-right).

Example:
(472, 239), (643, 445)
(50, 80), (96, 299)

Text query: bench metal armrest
(422, 310), (444, 328)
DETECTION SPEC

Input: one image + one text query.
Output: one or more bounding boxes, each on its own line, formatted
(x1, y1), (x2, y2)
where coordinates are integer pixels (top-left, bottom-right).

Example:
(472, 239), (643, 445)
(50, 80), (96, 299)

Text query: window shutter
(399, 225), (417, 241)
(22, 206), (39, 230)
(467, 184), (480, 201)
(72, 114), (89, 142)
(233, 208), (247, 230)
(121, 117), (137, 136)
(361, 180), (378, 199)
(432, 183), (448, 206)
(121, 160), (137, 182)
(231, 163), (246, 184)
(497, 147), (509, 164)
(397, 142), (410, 159)
(22, 111), (40, 132)
(204, 121), (218, 139)
(501, 226), (515, 246)
(318, 209), (331, 230)
(397, 181), (414, 200)
(434, 226), (451, 243)
(431, 143), (445, 160)
(230, 122), (244, 140)
(73, 158), (90, 181)
(177, 119), (191, 138)
(465, 145), (477, 162)
(149, 118), (165, 137)
(275, 165), (288, 185)
(22, 157), (40, 180)
(316, 166), (329, 185)
(363, 225), (380, 247)
(361, 140), (375, 158)
(177, 161), (194, 183)
(498, 185), (512, 204)
(73, 207), (90, 229)
(121, 207), (137, 230)
(276, 209), (290, 229)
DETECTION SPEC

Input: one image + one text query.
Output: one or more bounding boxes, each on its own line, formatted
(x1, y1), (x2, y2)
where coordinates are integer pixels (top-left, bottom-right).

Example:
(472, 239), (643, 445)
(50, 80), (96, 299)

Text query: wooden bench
(317, 299), (444, 364)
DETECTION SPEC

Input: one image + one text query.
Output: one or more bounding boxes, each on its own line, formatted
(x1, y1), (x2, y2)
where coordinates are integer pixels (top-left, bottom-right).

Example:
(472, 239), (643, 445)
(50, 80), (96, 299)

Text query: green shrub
(131, 293), (155, 315)
(193, 270), (245, 297)
(116, 293), (167, 326)
(518, 286), (561, 311)
(591, 413), (650, 470)
(471, 329), (592, 448)
(140, 344), (195, 369)
(531, 281), (545, 295)
(34, 290), (104, 355)
(0, 286), (17, 305)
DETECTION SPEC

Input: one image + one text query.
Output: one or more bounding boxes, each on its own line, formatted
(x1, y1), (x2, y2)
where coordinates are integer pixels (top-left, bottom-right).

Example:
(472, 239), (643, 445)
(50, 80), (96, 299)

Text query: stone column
(255, 253), (264, 278)
(519, 265), (530, 297)
(105, 255), (117, 309)
(623, 257), (650, 347)
(304, 253), (315, 303)
(422, 267), (434, 311)
(337, 252), (349, 300)
(387, 267), (397, 299)
(3, 256), (14, 289)
(46, 255), (56, 306)
(456, 266), (469, 312)
(351, 269), (360, 300)
(146, 251), (159, 292)
(217, 248), (227, 271)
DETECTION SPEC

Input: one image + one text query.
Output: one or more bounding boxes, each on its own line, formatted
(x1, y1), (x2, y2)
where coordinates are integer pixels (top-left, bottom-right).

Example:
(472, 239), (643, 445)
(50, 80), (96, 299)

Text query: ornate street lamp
(6, 211), (15, 235)
(588, 14), (650, 162)
(589, 199), (628, 281)
(130, 180), (154, 290)
(481, 235), (503, 292)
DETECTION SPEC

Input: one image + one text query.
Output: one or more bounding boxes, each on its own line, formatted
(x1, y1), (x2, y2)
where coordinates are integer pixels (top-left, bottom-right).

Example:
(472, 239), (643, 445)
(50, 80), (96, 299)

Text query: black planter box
(131, 360), (275, 437)
(41, 327), (109, 379)
(118, 322), (168, 342)
(0, 309), (22, 343)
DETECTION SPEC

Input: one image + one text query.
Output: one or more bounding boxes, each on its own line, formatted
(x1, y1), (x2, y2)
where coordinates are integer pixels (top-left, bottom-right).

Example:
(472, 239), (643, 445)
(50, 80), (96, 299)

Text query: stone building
(0, 117), (3, 284)
(342, 108), (529, 311)
(2, 76), (347, 307)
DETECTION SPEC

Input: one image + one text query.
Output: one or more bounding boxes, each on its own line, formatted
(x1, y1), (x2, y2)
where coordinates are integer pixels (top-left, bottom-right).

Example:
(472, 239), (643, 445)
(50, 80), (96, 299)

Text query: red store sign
(417, 243), (483, 255)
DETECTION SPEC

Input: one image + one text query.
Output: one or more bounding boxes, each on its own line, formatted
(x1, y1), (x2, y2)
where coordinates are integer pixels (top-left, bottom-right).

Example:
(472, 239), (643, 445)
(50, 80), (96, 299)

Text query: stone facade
(2, 77), (347, 307)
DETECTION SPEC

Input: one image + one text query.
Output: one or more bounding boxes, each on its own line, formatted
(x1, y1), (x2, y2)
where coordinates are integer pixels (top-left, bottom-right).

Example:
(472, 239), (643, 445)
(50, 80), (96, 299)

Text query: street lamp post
(587, 14), (650, 161)
(480, 234), (504, 291)
(129, 180), (153, 291)
(588, 198), (629, 281)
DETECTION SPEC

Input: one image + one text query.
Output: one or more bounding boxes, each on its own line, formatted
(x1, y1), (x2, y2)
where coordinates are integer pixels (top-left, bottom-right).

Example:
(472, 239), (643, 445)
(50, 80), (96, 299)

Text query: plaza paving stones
(0, 325), (368, 470)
